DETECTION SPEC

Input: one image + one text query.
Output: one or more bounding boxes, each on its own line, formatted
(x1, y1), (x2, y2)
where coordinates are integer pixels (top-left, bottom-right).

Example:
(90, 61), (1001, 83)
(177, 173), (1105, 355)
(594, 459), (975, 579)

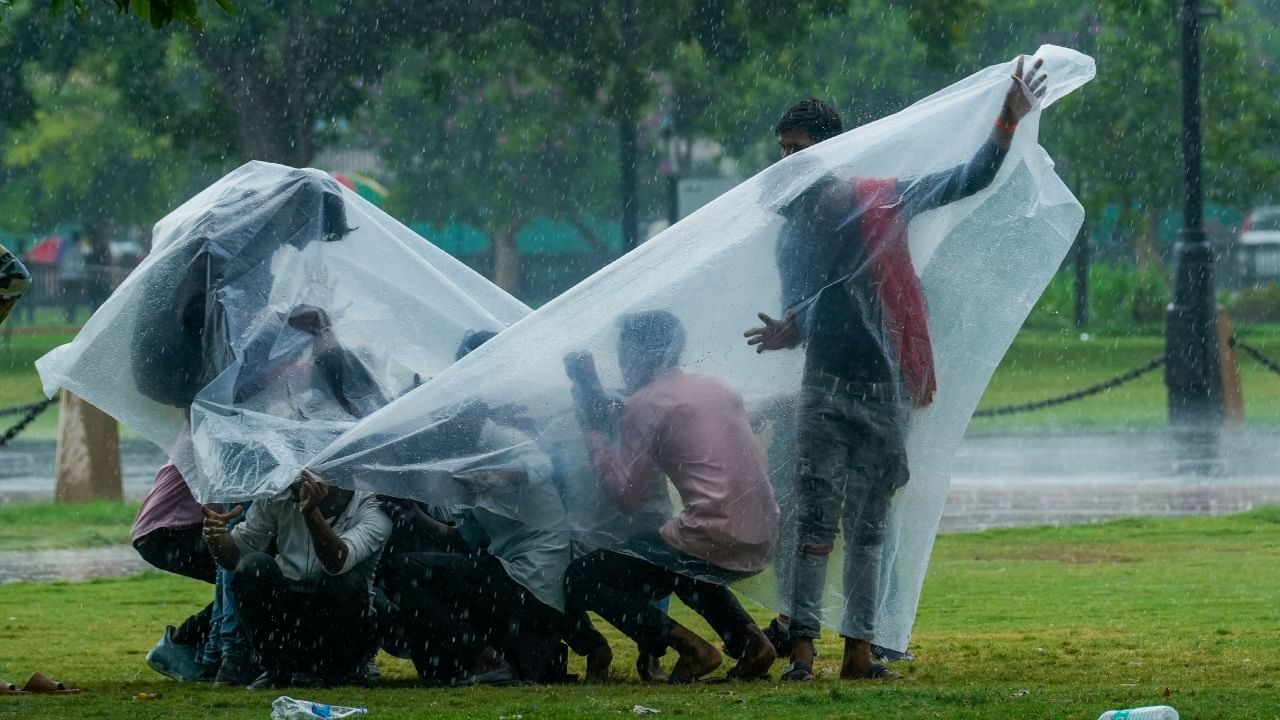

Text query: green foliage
(369, 34), (619, 235)
(2, 51), (194, 236)
(1223, 283), (1280, 323)
(1025, 263), (1171, 333)
(49, 0), (233, 29)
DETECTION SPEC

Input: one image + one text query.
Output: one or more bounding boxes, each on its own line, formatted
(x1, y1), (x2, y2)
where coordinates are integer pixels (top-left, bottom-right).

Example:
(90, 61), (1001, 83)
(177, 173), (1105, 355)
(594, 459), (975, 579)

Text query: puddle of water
(0, 546), (149, 584)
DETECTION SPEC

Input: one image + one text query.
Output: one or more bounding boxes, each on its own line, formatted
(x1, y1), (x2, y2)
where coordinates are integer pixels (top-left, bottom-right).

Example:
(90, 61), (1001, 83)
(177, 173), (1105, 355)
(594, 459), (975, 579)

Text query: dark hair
(456, 329), (498, 360)
(774, 98), (843, 143)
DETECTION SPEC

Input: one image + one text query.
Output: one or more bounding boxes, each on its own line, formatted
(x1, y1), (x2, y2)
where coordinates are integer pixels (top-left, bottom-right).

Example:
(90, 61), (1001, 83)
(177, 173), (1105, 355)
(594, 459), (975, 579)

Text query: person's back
(619, 370), (777, 573)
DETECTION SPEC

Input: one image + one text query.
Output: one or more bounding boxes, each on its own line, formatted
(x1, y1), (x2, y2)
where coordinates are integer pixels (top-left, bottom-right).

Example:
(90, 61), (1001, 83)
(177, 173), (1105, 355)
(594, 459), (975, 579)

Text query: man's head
(456, 329), (498, 361)
(617, 310), (686, 393)
(774, 98), (843, 158)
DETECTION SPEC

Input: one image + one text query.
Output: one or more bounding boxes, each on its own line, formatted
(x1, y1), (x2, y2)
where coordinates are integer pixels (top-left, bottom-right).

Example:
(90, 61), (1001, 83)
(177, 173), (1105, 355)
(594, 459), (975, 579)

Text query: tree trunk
(54, 391), (123, 504)
(492, 220), (525, 295)
(1133, 205), (1164, 271)
(189, 31), (317, 166)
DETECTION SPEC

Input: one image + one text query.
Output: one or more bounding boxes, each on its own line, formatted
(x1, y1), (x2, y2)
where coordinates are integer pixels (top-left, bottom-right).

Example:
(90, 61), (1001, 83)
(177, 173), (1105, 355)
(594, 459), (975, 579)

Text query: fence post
(1216, 307), (1245, 428)
(54, 390), (123, 503)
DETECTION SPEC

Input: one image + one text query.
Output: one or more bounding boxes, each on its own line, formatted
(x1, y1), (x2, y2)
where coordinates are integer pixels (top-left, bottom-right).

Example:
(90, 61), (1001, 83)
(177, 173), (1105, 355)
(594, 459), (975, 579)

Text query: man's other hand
(1001, 55), (1048, 125)
(745, 310), (800, 353)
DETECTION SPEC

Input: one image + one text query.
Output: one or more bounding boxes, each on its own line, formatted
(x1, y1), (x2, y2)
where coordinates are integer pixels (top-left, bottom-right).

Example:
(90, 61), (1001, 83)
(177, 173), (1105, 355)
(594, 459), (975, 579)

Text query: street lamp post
(1164, 0), (1224, 433)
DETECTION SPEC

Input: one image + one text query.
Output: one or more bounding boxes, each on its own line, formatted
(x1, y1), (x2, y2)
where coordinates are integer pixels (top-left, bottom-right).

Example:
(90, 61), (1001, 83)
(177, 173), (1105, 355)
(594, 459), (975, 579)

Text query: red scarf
(854, 178), (936, 408)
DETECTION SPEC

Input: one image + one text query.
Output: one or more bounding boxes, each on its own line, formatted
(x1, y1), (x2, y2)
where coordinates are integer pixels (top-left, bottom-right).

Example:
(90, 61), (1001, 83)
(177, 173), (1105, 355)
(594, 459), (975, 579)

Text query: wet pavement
(1, 428), (1278, 582)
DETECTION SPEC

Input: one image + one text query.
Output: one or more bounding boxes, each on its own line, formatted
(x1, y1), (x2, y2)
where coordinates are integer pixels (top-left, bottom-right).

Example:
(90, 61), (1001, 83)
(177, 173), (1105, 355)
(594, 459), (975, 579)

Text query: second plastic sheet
(312, 46), (1096, 651)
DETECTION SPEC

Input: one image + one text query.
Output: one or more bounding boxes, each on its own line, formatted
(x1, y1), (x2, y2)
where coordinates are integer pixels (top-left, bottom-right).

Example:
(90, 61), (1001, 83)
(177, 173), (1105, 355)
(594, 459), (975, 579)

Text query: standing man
(746, 58), (1047, 681)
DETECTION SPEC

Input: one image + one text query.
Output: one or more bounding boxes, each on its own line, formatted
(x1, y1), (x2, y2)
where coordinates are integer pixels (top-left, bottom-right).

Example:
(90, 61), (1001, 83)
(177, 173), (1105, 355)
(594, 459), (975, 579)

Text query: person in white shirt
(202, 471), (392, 689)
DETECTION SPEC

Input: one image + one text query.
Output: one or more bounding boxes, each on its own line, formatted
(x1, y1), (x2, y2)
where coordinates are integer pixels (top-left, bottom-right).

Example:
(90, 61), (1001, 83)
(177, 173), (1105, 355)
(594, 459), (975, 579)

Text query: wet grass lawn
(3, 508), (1280, 719)
(0, 501), (139, 552)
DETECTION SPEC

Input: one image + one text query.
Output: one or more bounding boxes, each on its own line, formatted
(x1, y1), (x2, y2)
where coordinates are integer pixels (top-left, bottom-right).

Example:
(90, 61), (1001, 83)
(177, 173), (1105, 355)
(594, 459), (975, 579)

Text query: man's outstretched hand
(1001, 55), (1048, 126)
(745, 310), (800, 353)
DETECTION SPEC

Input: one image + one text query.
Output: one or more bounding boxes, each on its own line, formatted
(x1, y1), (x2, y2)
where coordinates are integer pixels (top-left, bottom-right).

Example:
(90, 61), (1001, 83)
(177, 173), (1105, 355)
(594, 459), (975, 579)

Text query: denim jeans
(788, 372), (908, 642)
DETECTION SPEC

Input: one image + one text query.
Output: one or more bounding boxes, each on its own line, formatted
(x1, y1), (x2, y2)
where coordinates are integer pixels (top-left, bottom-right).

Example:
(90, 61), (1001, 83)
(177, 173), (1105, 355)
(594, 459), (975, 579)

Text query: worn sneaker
(145, 625), (207, 682)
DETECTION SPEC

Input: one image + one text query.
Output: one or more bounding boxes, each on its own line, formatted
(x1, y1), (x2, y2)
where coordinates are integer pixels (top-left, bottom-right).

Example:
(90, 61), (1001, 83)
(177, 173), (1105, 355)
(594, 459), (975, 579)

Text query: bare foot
(636, 652), (668, 683)
(839, 638), (903, 680)
(668, 625), (722, 682)
(585, 642), (613, 682)
(728, 624), (777, 680)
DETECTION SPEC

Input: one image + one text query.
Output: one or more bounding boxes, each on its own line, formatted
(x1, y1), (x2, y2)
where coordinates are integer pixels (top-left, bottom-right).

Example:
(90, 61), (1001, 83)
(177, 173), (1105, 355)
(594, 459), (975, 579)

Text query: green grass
(0, 501), (140, 552)
(5, 326), (1280, 441)
(968, 328), (1280, 431)
(3, 509), (1280, 718)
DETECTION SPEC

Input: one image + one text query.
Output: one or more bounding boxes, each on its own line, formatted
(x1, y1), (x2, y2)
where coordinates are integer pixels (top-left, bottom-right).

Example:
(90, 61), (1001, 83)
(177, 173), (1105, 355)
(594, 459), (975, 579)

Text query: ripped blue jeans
(788, 372), (908, 642)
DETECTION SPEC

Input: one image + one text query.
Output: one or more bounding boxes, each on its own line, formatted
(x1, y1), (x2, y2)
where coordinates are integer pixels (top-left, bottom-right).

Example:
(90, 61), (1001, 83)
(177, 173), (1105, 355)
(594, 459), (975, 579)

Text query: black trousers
(230, 552), (373, 680)
(379, 551), (600, 683)
(566, 548), (756, 659)
(134, 525), (216, 646)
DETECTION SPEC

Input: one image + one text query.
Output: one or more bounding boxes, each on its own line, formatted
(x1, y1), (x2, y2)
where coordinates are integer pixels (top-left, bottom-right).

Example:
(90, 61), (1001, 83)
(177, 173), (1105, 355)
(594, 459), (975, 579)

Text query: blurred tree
(0, 0), (233, 29)
(1044, 0), (1280, 267)
(367, 31), (619, 293)
(3, 50), (191, 257)
(518, 0), (854, 250)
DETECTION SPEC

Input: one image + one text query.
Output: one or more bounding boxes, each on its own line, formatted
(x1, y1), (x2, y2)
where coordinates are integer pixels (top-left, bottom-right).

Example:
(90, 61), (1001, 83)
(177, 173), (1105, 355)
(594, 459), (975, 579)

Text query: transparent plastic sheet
(36, 161), (530, 502)
(312, 46), (1094, 652)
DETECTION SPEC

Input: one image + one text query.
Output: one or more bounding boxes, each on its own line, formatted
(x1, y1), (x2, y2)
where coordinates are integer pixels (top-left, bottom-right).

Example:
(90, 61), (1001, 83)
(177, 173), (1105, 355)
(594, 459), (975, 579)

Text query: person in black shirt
(746, 57), (1048, 681)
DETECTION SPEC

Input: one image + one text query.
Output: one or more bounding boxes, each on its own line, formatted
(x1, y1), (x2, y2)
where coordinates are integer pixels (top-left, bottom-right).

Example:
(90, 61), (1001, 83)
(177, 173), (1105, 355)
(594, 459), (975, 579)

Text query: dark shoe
(246, 671), (287, 691)
(871, 644), (915, 662)
(364, 658), (381, 680)
(451, 666), (520, 687)
(213, 645), (259, 687)
(860, 663), (903, 680)
(763, 618), (793, 657)
(779, 660), (814, 682)
(245, 671), (321, 691)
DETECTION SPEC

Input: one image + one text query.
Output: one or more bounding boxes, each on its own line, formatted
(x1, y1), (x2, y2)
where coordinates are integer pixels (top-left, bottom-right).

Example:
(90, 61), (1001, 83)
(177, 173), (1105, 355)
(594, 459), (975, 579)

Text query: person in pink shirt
(564, 310), (780, 683)
(131, 462), (219, 681)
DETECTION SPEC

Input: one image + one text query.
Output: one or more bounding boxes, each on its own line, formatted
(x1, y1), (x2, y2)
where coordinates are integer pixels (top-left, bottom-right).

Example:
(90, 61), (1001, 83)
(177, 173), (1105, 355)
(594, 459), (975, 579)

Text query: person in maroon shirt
(565, 310), (779, 682)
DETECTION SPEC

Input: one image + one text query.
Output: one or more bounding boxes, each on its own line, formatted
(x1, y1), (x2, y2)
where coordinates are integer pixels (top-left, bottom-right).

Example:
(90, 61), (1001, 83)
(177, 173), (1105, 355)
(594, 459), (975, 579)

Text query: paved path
(2, 428), (1277, 583)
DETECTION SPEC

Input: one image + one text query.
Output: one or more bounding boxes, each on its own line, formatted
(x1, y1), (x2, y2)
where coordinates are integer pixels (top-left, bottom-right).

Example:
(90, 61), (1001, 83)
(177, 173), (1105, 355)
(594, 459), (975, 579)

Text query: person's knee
(233, 552), (279, 587)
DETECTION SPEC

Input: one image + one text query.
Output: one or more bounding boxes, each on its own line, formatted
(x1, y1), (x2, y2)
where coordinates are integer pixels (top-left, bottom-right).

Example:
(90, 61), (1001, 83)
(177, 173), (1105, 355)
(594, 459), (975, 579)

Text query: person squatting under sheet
(565, 311), (781, 683)
(370, 331), (613, 686)
(745, 57), (1050, 681)
(201, 471), (392, 690)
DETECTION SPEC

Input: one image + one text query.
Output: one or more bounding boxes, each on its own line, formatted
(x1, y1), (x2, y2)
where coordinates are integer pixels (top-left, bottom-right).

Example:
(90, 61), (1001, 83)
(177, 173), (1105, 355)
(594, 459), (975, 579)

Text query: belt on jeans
(804, 372), (903, 402)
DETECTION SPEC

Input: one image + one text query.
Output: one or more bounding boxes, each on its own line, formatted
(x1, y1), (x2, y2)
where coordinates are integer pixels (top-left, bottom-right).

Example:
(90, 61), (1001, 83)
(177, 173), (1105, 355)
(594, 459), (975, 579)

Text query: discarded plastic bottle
(1097, 706), (1179, 720)
(271, 696), (368, 719)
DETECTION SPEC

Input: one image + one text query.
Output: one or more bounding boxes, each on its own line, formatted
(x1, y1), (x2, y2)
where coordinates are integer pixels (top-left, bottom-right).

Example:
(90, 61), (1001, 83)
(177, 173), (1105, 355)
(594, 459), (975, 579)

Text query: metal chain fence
(0, 396), (56, 449)
(972, 355), (1167, 418)
(0, 338), (1274, 439)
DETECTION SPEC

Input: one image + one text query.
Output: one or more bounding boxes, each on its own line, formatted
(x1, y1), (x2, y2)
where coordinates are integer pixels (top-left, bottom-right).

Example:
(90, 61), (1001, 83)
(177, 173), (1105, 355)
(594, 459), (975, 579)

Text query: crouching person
(565, 311), (781, 683)
(201, 470), (392, 689)
(377, 413), (611, 685)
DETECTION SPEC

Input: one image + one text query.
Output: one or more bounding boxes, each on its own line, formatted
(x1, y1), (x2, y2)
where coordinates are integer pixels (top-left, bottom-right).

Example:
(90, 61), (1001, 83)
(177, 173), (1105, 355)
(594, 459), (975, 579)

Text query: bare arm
(297, 472), (349, 575)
